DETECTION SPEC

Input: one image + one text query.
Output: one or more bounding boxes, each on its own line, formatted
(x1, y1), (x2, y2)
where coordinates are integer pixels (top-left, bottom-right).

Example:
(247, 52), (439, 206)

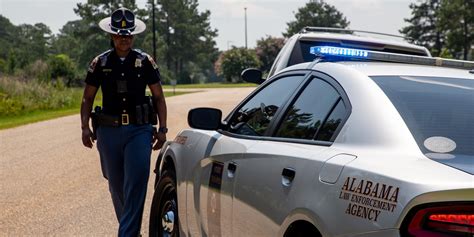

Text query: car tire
(149, 170), (179, 237)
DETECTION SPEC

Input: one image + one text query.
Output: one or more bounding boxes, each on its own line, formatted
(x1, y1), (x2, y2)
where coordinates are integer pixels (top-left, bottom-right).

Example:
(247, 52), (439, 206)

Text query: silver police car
(149, 47), (474, 237)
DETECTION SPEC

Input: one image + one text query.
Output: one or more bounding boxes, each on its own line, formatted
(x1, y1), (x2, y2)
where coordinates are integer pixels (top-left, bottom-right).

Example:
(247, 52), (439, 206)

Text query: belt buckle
(121, 114), (129, 125)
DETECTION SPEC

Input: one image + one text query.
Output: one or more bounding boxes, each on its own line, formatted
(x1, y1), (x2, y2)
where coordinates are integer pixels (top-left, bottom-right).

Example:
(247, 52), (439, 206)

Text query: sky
(0, 0), (416, 50)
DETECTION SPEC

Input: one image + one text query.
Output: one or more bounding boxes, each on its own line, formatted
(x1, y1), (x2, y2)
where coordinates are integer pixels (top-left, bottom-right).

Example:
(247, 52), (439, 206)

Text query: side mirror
(188, 108), (222, 130)
(241, 68), (265, 84)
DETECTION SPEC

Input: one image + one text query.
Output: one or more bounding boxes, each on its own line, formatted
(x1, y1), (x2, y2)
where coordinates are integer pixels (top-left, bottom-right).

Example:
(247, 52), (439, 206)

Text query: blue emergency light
(309, 46), (474, 70)
(310, 46), (368, 58)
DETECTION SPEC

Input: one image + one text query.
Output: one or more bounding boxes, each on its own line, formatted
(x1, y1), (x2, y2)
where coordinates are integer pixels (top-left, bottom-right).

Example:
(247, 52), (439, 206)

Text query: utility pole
(244, 7), (248, 49)
(152, 0), (156, 60)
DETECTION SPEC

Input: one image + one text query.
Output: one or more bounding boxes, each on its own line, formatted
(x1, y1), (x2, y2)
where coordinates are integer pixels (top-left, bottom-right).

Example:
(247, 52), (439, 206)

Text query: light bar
(310, 46), (474, 70)
(310, 46), (368, 57)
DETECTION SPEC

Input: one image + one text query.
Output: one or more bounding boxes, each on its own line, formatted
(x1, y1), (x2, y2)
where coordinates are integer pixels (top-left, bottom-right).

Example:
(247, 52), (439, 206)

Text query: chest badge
(135, 58), (142, 68)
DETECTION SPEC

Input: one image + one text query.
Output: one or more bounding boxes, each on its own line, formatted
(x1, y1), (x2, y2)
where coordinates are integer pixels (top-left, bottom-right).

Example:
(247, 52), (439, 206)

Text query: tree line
(0, 0), (472, 87)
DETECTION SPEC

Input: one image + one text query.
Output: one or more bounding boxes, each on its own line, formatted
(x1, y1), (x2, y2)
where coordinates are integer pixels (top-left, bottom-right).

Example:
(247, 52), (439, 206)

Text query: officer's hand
(152, 130), (166, 150)
(82, 127), (95, 148)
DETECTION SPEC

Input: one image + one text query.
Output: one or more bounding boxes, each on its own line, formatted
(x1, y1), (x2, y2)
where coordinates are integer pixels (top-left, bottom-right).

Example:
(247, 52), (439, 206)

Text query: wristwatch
(158, 127), (168, 134)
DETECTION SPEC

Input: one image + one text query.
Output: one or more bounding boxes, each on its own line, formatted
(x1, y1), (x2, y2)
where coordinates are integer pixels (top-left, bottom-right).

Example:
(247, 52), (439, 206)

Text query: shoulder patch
(99, 49), (112, 67)
(88, 56), (99, 73)
(147, 55), (159, 69)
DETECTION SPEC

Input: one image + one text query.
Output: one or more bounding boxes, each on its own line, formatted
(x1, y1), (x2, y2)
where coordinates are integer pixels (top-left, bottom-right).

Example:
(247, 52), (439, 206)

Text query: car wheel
(149, 170), (179, 237)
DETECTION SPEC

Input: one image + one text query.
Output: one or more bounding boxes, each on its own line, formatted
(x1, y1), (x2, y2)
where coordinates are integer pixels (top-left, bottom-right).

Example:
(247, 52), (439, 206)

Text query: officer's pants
(97, 124), (153, 237)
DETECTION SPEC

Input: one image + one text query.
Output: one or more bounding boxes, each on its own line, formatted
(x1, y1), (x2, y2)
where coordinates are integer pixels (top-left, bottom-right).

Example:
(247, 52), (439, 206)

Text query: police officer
(80, 7), (167, 236)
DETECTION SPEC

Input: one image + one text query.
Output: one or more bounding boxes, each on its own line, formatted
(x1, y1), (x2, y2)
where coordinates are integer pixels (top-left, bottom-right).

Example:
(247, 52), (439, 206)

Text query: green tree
(438, 0), (473, 60)
(400, 0), (445, 56)
(17, 23), (52, 61)
(217, 47), (261, 83)
(152, 0), (219, 83)
(401, 0), (473, 59)
(51, 20), (88, 68)
(255, 36), (285, 73)
(0, 15), (17, 60)
(284, 0), (350, 37)
(0, 15), (52, 72)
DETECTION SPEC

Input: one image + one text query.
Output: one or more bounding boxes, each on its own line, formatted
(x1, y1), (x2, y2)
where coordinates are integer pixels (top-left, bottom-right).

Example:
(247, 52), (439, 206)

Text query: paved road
(0, 88), (254, 236)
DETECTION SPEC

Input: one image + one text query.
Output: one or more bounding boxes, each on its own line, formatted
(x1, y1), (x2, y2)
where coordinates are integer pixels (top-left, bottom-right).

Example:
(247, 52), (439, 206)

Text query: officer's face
(112, 34), (134, 52)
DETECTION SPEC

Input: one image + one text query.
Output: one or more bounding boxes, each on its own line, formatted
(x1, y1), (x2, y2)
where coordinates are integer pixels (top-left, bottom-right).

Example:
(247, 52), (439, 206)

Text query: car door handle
(281, 168), (295, 186)
(227, 162), (237, 178)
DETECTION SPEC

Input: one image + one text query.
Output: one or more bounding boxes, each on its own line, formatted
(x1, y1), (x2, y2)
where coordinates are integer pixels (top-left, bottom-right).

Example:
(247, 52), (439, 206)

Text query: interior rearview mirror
(241, 68), (265, 84)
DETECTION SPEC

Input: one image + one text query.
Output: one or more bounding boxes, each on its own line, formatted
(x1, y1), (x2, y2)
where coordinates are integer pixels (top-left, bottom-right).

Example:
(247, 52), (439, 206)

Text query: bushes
(216, 47), (261, 83)
(48, 54), (78, 86)
(0, 76), (82, 116)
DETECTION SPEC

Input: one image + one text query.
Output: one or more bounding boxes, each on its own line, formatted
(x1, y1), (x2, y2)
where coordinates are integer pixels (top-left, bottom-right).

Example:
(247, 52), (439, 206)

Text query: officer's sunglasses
(112, 10), (134, 23)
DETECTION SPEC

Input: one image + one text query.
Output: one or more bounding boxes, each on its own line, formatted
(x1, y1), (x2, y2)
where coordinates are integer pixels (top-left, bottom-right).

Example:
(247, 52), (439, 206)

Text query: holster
(146, 96), (158, 125)
(90, 106), (101, 140)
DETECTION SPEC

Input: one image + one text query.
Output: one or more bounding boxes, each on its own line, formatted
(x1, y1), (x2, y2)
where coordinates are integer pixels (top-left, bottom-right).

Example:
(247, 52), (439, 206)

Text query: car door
(190, 72), (308, 237)
(188, 133), (253, 237)
(231, 74), (352, 236)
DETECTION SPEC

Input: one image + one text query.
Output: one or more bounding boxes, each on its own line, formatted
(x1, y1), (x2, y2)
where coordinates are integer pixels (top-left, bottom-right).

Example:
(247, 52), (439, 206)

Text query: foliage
(284, 0), (350, 37)
(0, 76), (81, 116)
(401, 0), (473, 59)
(21, 60), (50, 81)
(400, 0), (445, 57)
(217, 47), (261, 83)
(0, 15), (52, 72)
(437, 0), (473, 60)
(255, 36), (285, 73)
(0, 83), (185, 129)
(151, 0), (219, 84)
(48, 54), (77, 86)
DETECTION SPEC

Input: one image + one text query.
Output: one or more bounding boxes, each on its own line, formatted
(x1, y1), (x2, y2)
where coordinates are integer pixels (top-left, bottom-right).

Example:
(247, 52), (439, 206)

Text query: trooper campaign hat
(98, 7), (146, 35)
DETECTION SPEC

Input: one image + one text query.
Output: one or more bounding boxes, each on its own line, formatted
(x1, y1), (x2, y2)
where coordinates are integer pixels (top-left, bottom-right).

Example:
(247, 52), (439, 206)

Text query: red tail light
(401, 202), (474, 237)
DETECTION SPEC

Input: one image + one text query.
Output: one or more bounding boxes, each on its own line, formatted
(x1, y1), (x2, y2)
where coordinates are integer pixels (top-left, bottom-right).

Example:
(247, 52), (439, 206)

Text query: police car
(149, 47), (474, 237)
(267, 27), (431, 78)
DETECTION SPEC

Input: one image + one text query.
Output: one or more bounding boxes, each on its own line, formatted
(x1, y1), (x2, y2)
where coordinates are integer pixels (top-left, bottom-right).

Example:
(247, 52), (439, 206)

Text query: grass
(0, 78), (251, 130)
(162, 82), (257, 89)
(0, 91), (187, 130)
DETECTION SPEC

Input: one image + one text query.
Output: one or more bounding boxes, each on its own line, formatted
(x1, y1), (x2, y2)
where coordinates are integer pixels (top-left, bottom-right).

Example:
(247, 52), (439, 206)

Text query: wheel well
(154, 156), (176, 189)
(162, 156), (176, 174)
(284, 220), (321, 237)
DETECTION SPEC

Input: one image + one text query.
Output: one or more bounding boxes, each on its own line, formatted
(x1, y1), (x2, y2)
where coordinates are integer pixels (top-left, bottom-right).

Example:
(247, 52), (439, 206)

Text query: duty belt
(96, 113), (136, 126)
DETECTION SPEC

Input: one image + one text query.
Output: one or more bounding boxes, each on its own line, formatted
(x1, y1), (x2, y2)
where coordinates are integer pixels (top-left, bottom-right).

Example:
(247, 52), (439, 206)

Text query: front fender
(153, 140), (173, 188)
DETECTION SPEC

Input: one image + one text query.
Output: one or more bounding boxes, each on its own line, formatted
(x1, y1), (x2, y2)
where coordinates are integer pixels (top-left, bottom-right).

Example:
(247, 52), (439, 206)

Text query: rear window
(371, 76), (474, 162)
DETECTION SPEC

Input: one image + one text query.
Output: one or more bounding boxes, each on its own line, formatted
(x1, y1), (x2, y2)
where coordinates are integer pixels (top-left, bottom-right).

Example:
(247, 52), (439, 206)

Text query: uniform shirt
(85, 48), (161, 116)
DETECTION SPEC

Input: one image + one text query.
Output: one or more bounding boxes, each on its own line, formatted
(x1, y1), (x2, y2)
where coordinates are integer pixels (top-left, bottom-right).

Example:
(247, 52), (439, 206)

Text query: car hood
(426, 153), (474, 175)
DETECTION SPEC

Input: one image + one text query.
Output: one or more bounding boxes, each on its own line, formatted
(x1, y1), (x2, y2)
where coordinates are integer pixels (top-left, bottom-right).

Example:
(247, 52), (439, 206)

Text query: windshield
(371, 75), (474, 173)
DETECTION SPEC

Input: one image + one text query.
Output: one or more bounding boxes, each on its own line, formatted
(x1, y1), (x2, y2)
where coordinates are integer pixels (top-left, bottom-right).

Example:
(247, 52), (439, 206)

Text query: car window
(275, 78), (343, 141)
(315, 99), (346, 141)
(228, 75), (305, 136)
(268, 37), (294, 77)
(371, 75), (474, 159)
